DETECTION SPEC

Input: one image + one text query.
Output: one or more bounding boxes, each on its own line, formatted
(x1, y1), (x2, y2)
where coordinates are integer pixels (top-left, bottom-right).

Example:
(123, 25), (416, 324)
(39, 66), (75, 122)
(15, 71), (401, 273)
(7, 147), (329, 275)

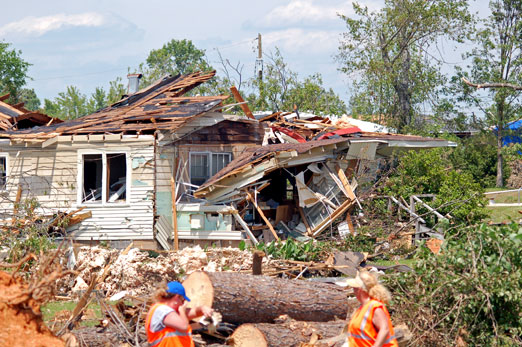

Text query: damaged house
(0, 72), (455, 249)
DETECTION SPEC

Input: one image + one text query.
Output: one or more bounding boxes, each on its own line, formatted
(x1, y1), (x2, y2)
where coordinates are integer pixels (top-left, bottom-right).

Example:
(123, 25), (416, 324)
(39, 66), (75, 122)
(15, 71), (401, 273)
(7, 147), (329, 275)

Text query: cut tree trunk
(253, 320), (346, 347)
(182, 271), (357, 324)
(229, 321), (412, 347)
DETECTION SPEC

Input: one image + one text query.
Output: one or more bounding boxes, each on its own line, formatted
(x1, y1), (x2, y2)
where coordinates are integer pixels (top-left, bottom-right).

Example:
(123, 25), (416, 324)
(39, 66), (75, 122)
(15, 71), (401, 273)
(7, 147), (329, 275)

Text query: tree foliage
(249, 49), (347, 115)
(453, 0), (522, 187)
(383, 147), (488, 225)
(138, 39), (212, 88)
(338, 0), (472, 131)
(0, 42), (31, 103)
(44, 78), (126, 119)
(389, 223), (522, 346)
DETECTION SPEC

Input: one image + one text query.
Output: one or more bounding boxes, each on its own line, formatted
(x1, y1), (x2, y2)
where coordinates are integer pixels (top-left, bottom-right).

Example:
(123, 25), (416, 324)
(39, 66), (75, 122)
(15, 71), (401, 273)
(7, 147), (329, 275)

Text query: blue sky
(1, 0), (487, 105)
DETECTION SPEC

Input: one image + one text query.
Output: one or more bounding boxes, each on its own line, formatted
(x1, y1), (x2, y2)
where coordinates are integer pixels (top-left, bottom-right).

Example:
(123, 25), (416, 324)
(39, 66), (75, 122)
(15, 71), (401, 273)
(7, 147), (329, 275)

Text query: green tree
(0, 42), (31, 103)
(138, 39), (212, 87)
(44, 86), (88, 120)
(88, 86), (107, 112)
(17, 88), (40, 111)
(455, 0), (522, 187)
(106, 77), (127, 104)
(285, 74), (347, 116)
(337, 0), (472, 131)
(249, 49), (347, 115)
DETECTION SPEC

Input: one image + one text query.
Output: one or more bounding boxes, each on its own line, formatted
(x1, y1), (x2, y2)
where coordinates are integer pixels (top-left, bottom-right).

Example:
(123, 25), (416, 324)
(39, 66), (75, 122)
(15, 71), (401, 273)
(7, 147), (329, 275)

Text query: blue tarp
(495, 119), (522, 154)
(503, 119), (522, 146)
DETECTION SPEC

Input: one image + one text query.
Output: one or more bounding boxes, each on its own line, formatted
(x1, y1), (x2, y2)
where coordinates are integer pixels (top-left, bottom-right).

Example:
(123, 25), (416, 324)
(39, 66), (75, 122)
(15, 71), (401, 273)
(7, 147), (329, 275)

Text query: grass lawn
(41, 301), (103, 328)
(485, 187), (522, 204)
(371, 258), (416, 268)
(486, 205), (522, 224)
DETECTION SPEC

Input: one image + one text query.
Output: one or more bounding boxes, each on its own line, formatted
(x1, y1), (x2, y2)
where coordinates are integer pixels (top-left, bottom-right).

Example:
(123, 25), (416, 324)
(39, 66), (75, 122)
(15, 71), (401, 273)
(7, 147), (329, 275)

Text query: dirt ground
(0, 270), (64, 347)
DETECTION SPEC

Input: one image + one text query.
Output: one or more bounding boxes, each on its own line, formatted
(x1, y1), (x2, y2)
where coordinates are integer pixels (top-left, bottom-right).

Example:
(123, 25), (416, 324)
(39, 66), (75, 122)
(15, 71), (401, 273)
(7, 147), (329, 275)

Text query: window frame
(77, 149), (131, 206)
(0, 153), (8, 191)
(189, 151), (232, 188)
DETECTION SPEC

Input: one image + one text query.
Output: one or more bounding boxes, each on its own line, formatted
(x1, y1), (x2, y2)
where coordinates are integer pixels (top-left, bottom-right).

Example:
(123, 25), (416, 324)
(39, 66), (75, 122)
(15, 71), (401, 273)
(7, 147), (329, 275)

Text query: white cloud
(264, 29), (339, 53)
(0, 13), (106, 37)
(264, 0), (349, 26)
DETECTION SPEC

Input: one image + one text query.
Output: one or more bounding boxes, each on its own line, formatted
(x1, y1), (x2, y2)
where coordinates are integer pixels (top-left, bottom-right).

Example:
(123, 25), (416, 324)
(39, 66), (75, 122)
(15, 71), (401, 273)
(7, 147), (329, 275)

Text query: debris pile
(62, 245), (264, 297)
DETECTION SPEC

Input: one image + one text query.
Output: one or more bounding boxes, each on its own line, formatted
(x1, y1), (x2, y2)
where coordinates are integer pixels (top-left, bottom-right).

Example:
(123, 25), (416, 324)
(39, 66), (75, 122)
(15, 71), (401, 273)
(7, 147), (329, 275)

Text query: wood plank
(229, 86), (255, 120)
(171, 176), (178, 250)
(298, 207), (312, 235)
(246, 191), (279, 241)
(336, 164), (356, 200)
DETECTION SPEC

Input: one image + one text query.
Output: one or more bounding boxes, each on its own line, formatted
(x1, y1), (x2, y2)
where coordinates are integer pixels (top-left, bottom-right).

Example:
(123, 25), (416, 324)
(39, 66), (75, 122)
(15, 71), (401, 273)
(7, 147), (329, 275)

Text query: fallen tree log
(228, 321), (412, 347)
(183, 271), (358, 324)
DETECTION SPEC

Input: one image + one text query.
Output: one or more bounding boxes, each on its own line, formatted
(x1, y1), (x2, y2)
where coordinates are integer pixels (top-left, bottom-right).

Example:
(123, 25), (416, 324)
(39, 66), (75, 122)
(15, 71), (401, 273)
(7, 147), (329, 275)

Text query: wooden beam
(246, 191), (279, 241)
(0, 94), (10, 101)
(345, 211), (356, 235)
(298, 207), (312, 235)
(336, 165), (356, 201)
(171, 177), (179, 251)
(312, 198), (355, 236)
(229, 86), (255, 120)
(11, 185), (22, 225)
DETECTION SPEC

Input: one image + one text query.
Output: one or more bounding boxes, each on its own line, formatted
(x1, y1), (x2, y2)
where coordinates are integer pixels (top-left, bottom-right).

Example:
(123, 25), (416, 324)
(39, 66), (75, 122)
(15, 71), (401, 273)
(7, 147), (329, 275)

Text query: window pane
(190, 153), (209, 186)
(82, 154), (103, 203)
(211, 153), (231, 176)
(107, 153), (126, 202)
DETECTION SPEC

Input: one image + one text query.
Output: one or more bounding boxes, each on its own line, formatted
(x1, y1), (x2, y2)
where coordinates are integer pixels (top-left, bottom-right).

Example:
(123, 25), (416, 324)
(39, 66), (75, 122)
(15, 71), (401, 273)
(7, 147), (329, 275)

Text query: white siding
(0, 136), (156, 241)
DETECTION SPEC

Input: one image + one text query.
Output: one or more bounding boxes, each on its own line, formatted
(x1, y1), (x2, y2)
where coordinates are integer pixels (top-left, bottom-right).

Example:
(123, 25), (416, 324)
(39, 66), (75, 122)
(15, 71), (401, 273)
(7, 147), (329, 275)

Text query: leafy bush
(449, 133), (509, 188)
(387, 223), (522, 346)
(1, 198), (57, 263)
(384, 148), (488, 225)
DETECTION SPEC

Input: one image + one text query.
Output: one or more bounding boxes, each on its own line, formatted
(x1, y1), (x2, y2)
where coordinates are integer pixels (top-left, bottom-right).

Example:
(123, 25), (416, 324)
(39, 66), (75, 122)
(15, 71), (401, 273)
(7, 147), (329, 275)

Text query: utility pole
(255, 33), (263, 81)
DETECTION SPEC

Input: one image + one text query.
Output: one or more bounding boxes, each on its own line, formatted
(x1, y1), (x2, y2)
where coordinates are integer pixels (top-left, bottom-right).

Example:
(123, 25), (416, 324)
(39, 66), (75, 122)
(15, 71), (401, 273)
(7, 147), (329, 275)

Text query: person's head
(339, 270), (391, 304)
(153, 281), (191, 309)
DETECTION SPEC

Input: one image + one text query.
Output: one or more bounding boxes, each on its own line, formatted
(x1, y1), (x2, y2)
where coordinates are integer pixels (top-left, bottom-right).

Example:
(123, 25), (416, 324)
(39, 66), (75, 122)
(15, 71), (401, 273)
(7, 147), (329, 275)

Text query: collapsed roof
(0, 95), (61, 131)
(195, 134), (456, 203)
(0, 71), (227, 142)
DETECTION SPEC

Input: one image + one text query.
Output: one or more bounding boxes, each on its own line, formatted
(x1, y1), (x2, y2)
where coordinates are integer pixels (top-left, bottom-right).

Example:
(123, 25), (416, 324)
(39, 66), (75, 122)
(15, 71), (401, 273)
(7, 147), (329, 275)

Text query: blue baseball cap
(166, 281), (191, 302)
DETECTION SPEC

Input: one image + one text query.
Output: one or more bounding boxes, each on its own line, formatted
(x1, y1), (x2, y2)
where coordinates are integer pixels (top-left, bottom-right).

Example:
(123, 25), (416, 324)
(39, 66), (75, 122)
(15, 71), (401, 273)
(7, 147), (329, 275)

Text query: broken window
(81, 152), (127, 204)
(0, 155), (6, 189)
(190, 152), (231, 187)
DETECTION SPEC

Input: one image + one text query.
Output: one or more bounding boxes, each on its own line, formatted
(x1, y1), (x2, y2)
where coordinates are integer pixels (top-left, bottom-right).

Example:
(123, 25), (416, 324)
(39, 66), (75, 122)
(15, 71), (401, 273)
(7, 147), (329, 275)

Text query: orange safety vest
(347, 299), (398, 347)
(145, 303), (194, 347)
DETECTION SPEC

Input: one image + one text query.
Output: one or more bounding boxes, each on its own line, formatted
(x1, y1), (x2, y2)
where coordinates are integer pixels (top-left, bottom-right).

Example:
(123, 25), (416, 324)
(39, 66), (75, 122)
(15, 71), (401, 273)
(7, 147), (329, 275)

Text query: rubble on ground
(60, 245), (266, 297)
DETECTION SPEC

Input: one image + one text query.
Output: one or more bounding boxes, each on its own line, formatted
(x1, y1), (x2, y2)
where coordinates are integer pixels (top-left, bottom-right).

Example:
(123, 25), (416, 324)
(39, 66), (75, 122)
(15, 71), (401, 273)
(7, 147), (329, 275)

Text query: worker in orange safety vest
(145, 281), (213, 347)
(337, 270), (398, 347)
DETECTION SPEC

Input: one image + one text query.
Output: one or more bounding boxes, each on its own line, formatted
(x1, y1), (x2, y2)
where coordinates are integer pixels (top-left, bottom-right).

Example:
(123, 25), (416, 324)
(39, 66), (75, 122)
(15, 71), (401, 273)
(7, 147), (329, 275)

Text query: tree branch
(461, 77), (522, 90)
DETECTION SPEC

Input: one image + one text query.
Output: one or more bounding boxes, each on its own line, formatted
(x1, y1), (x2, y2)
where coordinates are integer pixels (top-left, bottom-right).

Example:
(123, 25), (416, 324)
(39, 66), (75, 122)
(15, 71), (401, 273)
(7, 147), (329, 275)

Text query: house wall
(0, 135), (156, 241)
(154, 120), (265, 241)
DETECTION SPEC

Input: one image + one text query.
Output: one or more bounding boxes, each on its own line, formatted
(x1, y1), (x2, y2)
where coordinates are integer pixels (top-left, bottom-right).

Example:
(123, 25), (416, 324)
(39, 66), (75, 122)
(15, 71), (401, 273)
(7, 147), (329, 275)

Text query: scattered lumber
(182, 271), (357, 324)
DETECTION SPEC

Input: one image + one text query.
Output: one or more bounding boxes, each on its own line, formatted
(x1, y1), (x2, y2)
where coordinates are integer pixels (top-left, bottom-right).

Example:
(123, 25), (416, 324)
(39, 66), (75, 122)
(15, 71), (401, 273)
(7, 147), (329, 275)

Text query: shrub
(387, 223), (522, 346)
(384, 148), (488, 225)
